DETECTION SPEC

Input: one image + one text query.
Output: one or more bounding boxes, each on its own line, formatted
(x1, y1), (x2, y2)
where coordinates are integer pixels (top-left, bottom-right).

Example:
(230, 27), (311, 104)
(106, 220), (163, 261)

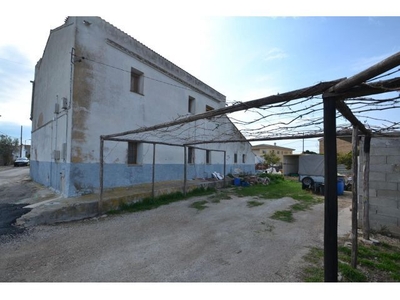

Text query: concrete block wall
(359, 136), (400, 237)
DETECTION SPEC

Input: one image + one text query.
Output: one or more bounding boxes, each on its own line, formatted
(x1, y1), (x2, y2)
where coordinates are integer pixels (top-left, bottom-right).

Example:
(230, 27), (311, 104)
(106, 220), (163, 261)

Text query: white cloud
(263, 48), (288, 61)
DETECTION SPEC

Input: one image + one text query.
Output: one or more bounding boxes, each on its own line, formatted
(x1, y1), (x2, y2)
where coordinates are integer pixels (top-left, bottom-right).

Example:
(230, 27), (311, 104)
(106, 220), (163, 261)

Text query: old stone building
(30, 17), (254, 197)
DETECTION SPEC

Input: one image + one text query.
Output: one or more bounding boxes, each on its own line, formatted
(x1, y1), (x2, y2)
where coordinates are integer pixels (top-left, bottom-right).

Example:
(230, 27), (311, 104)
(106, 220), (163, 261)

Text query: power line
(0, 57), (33, 67)
(76, 56), (194, 92)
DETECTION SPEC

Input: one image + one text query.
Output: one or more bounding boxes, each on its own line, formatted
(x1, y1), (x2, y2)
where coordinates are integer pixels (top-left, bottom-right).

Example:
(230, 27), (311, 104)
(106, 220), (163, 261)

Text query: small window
(242, 154), (246, 163)
(206, 150), (211, 164)
(188, 147), (195, 164)
(234, 153), (238, 163)
(206, 105), (214, 111)
(128, 142), (138, 164)
(277, 151), (280, 154)
(130, 67), (144, 94)
(188, 96), (195, 114)
(262, 150), (266, 154)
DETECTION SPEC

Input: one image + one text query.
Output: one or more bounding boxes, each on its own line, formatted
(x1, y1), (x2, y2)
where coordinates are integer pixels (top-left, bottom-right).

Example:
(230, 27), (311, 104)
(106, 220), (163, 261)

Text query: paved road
(0, 166), (30, 188)
(0, 167), (34, 235)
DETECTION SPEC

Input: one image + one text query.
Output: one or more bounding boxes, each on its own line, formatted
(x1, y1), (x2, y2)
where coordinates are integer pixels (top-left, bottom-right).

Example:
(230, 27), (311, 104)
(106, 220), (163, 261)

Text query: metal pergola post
(152, 143), (156, 198)
(323, 96), (339, 282)
(223, 151), (227, 188)
(99, 137), (104, 213)
(183, 146), (187, 196)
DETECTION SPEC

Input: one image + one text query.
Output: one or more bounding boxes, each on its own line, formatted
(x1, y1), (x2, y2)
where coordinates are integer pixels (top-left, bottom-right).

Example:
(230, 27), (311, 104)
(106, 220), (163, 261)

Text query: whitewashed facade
(30, 17), (255, 197)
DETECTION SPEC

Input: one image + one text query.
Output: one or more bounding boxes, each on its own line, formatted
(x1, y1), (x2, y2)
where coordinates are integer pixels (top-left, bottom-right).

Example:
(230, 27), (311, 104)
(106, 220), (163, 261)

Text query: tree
(303, 150), (317, 154)
(263, 151), (280, 168)
(337, 151), (353, 170)
(0, 134), (19, 165)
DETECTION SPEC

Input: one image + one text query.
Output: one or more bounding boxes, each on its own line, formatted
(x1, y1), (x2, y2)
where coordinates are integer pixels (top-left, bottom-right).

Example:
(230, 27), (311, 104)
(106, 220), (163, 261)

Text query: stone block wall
(359, 136), (400, 237)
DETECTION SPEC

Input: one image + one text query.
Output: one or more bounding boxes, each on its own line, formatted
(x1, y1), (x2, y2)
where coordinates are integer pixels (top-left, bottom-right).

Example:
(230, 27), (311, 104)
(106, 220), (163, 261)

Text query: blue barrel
(234, 178), (241, 186)
(337, 178), (344, 195)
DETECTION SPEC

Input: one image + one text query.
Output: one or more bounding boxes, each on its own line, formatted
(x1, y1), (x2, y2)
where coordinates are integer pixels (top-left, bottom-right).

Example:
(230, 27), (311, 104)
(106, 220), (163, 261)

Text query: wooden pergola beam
(327, 52), (400, 94)
(103, 78), (345, 139)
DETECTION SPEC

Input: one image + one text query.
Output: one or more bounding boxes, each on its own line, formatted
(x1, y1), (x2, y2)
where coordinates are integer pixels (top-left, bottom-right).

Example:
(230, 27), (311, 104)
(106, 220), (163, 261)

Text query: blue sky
(0, 1), (399, 153)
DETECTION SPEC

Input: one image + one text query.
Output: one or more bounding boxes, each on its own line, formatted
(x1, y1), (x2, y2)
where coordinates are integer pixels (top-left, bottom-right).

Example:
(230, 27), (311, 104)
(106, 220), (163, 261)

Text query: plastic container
(337, 179), (344, 196)
(234, 178), (241, 186)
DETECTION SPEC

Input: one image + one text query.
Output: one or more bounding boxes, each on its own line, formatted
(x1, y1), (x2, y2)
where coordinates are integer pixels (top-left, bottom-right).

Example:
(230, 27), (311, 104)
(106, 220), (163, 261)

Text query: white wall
(32, 17), (255, 196)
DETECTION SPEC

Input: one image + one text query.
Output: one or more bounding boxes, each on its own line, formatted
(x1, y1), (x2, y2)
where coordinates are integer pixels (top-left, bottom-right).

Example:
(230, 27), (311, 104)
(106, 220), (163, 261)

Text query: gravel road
(0, 193), (333, 282)
(0, 166), (352, 282)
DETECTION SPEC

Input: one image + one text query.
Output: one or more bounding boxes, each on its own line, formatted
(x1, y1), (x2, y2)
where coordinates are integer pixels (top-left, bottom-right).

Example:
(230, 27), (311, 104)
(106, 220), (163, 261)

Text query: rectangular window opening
(130, 67), (144, 94)
(234, 153), (238, 164)
(188, 96), (195, 114)
(128, 142), (138, 164)
(242, 154), (246, 164)
(206, 150), (211, 164)
(188, 147), (195, 164)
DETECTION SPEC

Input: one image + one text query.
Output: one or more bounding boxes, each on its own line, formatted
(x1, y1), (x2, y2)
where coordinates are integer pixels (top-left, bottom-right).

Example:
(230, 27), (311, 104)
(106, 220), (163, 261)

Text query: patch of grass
(108, 187), (215, 214)
(258, 173), (285, 184)
(233, 180), (322, 223)
(302, 237), (400, 282)
(233, 179), (318, 203)
(208, 190), (232, 203)
(339, 262), (368, 282)
(247, 200), (264, 207)
(271, 210), (294, 222)
(302, 248), (324, 282)
(303, 266), (324, 282)
(304, 247), (324, 265)
(234, 185), (269, 198)
(189, 200), (208, 211)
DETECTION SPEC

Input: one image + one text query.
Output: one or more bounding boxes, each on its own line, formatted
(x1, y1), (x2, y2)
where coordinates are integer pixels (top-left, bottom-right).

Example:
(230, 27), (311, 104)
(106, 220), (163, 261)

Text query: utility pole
(20, 125), (23, 157)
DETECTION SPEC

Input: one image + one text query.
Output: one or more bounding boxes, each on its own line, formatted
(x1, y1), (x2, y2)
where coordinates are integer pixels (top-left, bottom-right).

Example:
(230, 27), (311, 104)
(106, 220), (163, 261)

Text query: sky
(1, 1), (400, 154)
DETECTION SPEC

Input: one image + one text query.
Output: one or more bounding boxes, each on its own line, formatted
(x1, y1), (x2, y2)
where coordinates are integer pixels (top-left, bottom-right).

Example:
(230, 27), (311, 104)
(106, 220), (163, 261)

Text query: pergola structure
(100, 51), (400, 282)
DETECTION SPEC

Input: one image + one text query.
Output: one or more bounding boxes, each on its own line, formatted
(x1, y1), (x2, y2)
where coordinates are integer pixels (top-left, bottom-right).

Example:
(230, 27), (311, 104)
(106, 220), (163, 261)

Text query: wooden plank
(327, 51), (400, 93)
(363, 136), (371, 240)
(336, 100), (371, 136)
(351, 125), (359, 268)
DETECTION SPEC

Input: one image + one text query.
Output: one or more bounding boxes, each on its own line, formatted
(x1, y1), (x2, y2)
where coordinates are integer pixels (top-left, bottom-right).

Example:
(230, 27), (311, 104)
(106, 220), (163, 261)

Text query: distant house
(30, 17), (255, 197)
(252, 143), (294, 168)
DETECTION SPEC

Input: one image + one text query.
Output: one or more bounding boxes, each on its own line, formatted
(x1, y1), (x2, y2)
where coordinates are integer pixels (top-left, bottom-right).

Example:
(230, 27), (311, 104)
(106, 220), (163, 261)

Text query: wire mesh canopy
(102, 52), (400, 145)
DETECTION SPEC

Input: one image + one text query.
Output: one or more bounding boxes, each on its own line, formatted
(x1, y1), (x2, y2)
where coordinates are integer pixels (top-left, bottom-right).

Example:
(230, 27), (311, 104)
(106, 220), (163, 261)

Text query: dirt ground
(0, 167), (355, 282)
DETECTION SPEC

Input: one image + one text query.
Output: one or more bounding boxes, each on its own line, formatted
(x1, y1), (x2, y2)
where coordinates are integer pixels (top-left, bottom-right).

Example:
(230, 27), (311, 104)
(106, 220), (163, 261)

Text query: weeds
(208, 191), (232, 203)
(190, 200), (208, 211)
(302, 238), (400, 282)
(108, 187), (215, 214)
(247, 200), (264, 207)
(271, 210), (294, 222)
